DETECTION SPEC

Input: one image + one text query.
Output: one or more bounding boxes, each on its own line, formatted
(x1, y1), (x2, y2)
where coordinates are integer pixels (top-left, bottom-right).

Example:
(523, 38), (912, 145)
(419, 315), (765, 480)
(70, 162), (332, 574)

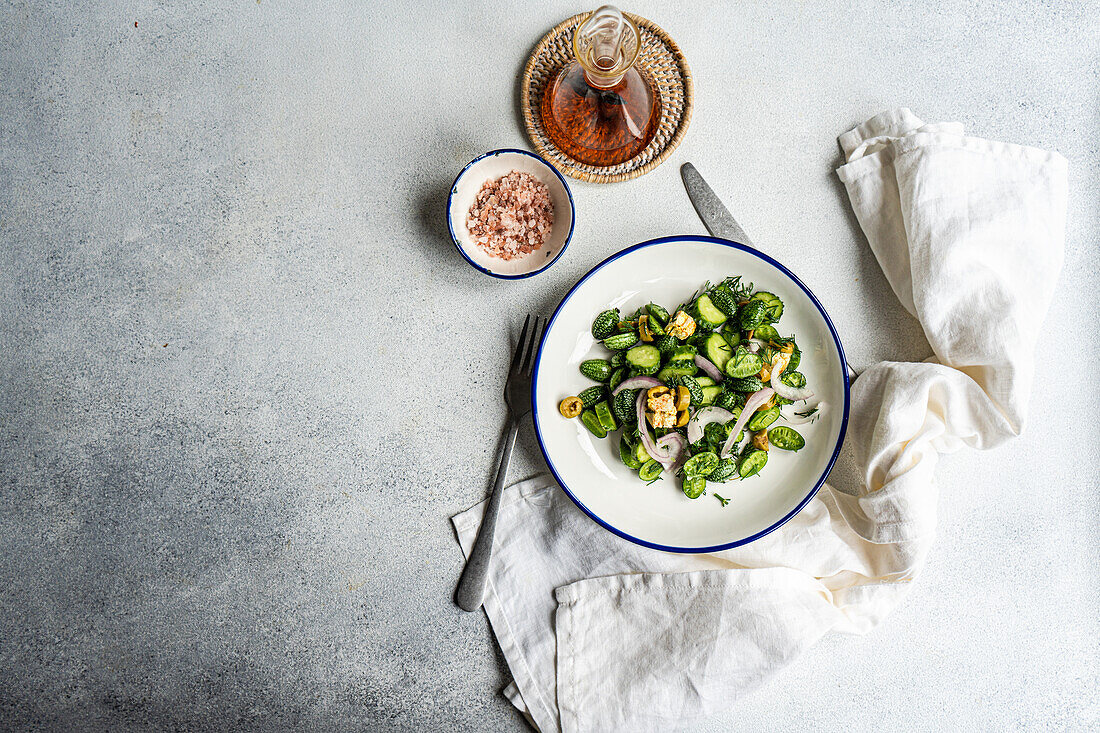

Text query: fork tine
(510, 314), (531, 373)
(523, 315), (543, 376)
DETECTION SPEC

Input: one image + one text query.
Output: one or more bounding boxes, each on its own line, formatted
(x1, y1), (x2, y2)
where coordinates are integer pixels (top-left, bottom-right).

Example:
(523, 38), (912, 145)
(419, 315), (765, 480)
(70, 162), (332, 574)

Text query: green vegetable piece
(721, 324), (740, 348)
(668, 345), (698, 362)
(714, 390), (744, 412)
(580, 359), (613, 381)
(781, 371), (806, 389)
(692, 294), (728, 329)
(638, 459), (663, 482)
(750, 291), (784, 322)
(682, 475), (706, 499)
(699, 385), (722, 406)
(694, 375), (716, 387)
(677, 374), (704, 402)
(714, 493), (731, 507)
(655, 361), (697, 383)
(738, 300), (767, 330)
(785, 344), (801, 373)
(577, 386), (606, 407)
(768, 426), (806, 451)
(594, 401), (617, 432)
(683, 451), (720, 477)
(603, 331), (640, 351)
(726, 376), (765, 393)
(753, 324), (780, 342)
(580, 409), (607, 438)
(703, 333), (733, 371)
(655, 335), (677, 355)
(608, 366), (627, 391)
(612, 388), (638, 425)
(629, 364), (659, 377)
(646, 303), (670, 325)
(738, 449), (768, 478)
(625, 344), (661, 372)
(619, 434), (643, 469)
(645, 315), (666, 337)
(633, 441), (651, 464)
(746, 405), (781, 431)
(610, 351), (625, 368)
(708, 287), (739, 317)
(592, 309), (620, 339)
(725, 347), (764, 379)
(708, 457), (739, 482)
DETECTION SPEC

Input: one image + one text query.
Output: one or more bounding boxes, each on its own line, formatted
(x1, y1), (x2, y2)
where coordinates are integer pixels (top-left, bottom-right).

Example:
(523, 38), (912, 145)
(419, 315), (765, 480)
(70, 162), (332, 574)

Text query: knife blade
(680, 162), (858, 382)
(680, 162), (754, 246)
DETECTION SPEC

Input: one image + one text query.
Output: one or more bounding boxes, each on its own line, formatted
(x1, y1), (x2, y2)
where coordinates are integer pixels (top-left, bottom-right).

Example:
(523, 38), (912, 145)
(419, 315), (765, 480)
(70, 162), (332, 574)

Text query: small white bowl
(447, 149), (575, 279)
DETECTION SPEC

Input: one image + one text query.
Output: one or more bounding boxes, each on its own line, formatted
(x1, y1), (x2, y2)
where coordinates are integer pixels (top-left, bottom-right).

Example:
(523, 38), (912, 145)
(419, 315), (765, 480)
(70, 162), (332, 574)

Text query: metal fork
(455, 314), (543, 612)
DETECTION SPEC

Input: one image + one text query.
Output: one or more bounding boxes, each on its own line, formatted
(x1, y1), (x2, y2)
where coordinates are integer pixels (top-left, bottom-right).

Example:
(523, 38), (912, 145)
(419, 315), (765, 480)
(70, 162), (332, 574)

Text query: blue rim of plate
(532, 235), (852, 554)
(447, 148), (576, 280)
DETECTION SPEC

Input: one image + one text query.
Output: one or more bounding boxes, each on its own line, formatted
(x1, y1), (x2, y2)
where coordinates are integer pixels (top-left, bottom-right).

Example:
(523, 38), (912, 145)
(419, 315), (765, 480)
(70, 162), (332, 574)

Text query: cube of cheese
(667, 310), (696, 340)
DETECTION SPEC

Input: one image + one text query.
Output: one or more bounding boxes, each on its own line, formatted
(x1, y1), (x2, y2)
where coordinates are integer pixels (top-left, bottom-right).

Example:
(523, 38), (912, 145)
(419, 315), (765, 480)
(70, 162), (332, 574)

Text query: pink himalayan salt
(466, 171), (554, 261)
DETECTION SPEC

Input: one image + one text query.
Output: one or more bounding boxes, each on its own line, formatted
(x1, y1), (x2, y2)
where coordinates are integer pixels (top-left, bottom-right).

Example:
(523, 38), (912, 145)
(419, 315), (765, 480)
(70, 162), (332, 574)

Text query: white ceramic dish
(533, 235), (850, 553)
(447, 149), (575, 279)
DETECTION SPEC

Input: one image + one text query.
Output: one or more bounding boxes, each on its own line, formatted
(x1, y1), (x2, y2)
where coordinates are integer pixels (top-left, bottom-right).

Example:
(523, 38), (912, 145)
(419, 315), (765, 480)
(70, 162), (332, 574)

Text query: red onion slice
(720, 387), (774, 458)
(686, 406), (736, 444)
(612, 375), (663, 396)
(770, 367), (814, 402)
(657, 432), (689, 474)
(693, 355), (724, 382)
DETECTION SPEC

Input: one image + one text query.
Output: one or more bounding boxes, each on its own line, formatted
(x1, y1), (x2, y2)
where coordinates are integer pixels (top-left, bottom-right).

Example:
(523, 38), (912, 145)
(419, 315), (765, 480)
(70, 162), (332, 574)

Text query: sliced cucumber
(694, 375), (717, 387)
(700, 385), (723, 406)
(594, 401), (618, 432)
(656, 362), (697, 383)
(646, 303), (670, 325)
(703, 333), (733, 371)
(724, 348), (764, 379)
(692, 294), (728, 329)
(682, 476), (706, 499)
(768, 426), (805, 451)
(638, 459), (663, 482)
(668, 345), (697, 362)
(619, 435), (642, 468)
(738, 449), (768, 478)
(633, 441), (651, 464)
(625, 344), (661, 372)
(580, 410), (606, 438)
(753, 324), (780, 342)
(746, 405), (780, 431)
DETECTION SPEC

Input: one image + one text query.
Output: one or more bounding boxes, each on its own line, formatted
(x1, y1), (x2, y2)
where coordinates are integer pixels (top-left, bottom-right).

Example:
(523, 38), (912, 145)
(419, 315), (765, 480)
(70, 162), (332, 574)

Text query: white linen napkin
(453, 109), (1067, 733)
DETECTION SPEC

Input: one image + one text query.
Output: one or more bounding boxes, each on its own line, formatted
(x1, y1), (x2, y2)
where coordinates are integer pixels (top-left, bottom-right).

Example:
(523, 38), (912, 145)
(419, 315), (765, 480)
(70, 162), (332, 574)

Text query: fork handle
(455, 418), (520, 612)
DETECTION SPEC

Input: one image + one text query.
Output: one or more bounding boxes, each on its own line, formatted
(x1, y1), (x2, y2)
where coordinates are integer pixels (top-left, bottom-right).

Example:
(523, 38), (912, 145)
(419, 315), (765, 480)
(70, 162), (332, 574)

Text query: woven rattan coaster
(521, 12), (694, 184)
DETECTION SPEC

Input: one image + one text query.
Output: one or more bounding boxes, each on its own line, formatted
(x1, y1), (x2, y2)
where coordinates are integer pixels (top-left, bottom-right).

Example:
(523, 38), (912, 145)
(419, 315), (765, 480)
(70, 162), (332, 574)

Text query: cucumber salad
(557, 276), (825, 503)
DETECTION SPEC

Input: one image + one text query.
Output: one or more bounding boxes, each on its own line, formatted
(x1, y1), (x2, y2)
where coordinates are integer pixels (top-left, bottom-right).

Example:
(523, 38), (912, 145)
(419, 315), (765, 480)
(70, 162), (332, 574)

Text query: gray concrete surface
(1, 0), (1097, 730)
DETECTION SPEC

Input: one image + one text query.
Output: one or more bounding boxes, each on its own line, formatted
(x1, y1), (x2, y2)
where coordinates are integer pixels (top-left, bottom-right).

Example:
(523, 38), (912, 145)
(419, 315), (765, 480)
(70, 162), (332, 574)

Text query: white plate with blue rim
(532, 235), (850, 553)
(447, 148), (575, 279)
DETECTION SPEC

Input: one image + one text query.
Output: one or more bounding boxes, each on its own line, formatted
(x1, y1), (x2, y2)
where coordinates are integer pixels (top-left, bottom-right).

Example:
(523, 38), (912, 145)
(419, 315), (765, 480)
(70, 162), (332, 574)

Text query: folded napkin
(453, 109), (1067, 732)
